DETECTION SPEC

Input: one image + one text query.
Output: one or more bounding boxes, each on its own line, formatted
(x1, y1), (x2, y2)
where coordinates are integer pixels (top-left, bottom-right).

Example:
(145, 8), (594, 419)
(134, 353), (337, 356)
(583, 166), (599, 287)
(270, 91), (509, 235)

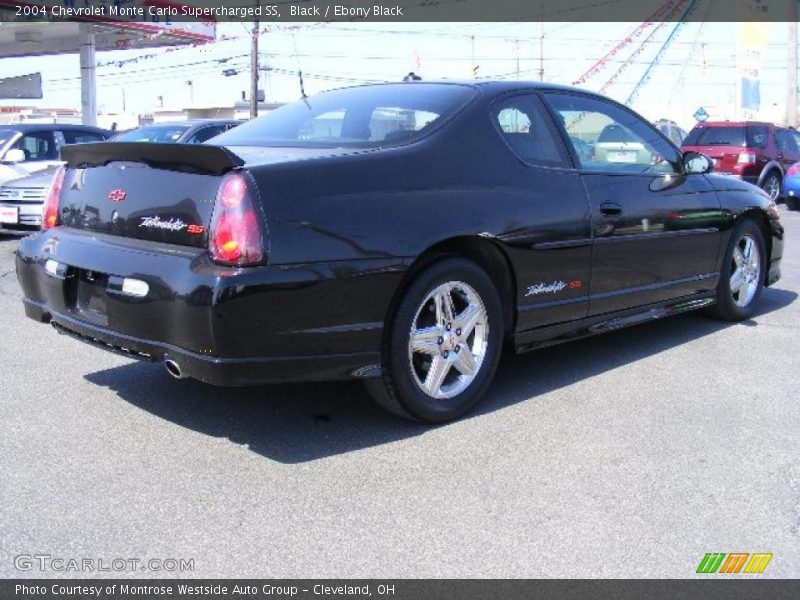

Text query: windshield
(113, 124), (191, 143)
(212, 83), (476, 148)
(0, 128), (19, 151)
(683, 125), (768, 148)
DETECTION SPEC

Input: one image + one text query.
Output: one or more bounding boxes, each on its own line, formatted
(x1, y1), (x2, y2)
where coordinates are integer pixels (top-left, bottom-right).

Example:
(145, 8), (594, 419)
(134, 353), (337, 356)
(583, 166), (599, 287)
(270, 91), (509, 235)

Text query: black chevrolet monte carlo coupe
(16, 81), (784, 422)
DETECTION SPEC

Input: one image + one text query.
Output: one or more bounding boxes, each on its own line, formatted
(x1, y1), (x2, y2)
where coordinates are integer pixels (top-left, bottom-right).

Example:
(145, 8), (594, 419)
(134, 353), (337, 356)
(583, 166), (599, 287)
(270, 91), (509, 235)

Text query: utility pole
(538, 0), (545, 81)
(250, 1), (259, 119)
(788, 0), (798, 127)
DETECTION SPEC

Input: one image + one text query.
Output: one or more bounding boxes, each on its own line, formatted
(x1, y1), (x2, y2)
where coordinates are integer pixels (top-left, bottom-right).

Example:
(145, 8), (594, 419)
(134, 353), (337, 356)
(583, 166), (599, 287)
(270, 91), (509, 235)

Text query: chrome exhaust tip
(163, 358), (184, 379)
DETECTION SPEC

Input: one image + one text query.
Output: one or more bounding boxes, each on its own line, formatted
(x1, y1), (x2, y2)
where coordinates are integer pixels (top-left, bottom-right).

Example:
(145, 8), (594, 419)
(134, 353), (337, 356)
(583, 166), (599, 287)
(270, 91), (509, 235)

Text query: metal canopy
(0, 20), (214, 58)
(0, 4), (214, 124)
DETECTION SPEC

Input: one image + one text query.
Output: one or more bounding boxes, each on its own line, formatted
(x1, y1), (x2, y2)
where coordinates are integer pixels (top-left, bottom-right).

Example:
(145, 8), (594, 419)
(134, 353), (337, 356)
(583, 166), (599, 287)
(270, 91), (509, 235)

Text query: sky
(0, 20), (796, 129)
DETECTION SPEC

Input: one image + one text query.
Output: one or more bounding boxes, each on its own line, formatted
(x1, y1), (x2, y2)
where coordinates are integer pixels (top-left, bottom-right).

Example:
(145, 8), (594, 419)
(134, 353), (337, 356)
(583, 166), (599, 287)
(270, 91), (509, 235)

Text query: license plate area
(67, 268), (109, 326)
(0, 205), (19, 224)
(608, 151), (637, 163)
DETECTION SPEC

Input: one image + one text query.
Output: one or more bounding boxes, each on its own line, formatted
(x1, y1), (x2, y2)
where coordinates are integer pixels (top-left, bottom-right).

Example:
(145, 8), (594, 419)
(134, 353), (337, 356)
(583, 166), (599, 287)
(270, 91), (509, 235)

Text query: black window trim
(538, 88), (686, 177)
(488, 90), (576, 172)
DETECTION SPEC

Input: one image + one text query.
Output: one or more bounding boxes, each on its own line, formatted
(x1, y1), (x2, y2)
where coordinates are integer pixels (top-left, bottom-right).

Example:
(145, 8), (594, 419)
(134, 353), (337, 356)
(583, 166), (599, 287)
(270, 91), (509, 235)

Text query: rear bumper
(24, 300), (380, 385)
(17, 228), (405, 385)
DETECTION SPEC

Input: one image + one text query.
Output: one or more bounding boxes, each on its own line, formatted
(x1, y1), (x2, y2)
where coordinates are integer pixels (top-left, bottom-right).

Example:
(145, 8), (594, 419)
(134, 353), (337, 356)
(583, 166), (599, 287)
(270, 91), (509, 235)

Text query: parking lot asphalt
(1, 207), (798, 579)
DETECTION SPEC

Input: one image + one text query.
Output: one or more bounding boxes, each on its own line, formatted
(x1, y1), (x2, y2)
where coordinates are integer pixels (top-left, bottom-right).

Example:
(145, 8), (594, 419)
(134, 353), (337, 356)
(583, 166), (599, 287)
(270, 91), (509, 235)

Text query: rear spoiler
(60, 142), (244, 176)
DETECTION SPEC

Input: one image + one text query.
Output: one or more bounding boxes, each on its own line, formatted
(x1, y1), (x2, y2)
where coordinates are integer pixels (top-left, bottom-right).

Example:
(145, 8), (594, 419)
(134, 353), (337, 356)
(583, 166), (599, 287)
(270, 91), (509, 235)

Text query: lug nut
(437, 337), (444, 345)
(454, 345), (461, 353)
(456, 328), (462, 336)
(443, 351), (449, 359)
(446, 323), (452, 331)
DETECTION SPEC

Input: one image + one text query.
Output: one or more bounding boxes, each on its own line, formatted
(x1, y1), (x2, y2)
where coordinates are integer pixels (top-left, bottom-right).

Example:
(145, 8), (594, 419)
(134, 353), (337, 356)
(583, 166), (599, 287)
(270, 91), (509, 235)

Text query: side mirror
(1, 148), (26, 164)
(683, 151), (713, 174)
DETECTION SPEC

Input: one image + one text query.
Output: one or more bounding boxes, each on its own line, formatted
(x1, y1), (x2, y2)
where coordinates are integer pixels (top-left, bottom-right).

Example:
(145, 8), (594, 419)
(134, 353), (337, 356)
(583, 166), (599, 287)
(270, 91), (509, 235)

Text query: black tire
(760, 171), (782, 202)
(708, 218), (766, 322)
(365, 257), (504, 423)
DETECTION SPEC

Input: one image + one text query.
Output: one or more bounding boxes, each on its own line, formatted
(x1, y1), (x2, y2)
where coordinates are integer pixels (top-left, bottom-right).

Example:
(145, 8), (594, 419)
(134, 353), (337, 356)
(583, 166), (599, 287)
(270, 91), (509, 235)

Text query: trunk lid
(58, 142), (243, 247)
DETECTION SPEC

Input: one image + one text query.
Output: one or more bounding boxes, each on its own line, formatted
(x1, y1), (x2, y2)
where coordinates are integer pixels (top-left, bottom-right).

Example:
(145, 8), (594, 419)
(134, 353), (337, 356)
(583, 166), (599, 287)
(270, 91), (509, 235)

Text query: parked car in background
(16, 81), (783, 423)
(0, 124), (111, 185)
(654, 118), (687, 146)
(0, 165), (60, 234)
(111, 120), (241, 144)
(0, 121), (241, 236)
(783, 162), (800, 210)
(592, 123), (652, 164)
(681, 121), (800, 201)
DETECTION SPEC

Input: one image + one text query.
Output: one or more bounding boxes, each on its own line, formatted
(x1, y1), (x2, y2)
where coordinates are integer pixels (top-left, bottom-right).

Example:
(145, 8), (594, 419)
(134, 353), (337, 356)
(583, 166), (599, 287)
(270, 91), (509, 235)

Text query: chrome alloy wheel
(763, 174), (781, 201)
(730, 233), (761, 308)
(407, 281), (489, 400)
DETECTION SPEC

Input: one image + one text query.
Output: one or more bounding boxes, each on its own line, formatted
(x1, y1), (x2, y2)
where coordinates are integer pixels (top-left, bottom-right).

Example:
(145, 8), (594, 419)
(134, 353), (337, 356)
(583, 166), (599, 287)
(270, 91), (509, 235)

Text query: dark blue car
(784, 162), (800, 210)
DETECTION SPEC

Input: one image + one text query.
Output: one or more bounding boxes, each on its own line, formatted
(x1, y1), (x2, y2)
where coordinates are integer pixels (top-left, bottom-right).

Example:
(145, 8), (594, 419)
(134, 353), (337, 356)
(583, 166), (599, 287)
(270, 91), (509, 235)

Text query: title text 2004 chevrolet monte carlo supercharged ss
(16, 82), (784, 422)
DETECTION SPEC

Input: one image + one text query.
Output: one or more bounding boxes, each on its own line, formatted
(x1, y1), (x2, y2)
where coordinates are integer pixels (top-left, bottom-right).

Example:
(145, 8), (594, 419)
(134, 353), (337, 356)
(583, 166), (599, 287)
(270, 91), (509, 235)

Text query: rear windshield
(683, 125), (768, 148)
(212, 83), (476, 148)
(113, 124), (191, 143)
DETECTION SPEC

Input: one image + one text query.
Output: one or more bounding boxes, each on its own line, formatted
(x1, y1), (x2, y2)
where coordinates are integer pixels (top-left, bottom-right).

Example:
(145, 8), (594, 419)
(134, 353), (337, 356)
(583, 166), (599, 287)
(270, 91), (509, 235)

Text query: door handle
(599, 202), (623, 218)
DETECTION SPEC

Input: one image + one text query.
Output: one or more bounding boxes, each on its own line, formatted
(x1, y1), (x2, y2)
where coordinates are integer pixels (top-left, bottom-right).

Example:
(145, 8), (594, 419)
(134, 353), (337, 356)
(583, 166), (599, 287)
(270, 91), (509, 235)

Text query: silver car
(0, 165), (59, 234)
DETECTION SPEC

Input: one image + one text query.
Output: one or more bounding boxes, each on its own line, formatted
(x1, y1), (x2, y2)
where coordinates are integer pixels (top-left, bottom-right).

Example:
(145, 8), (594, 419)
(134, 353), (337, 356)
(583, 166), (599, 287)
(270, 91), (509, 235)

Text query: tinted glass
(492, 95), (566, 167)
(113, 124), (191, 143)
(683, 125), (768, 148)
(63, 131), (107, 144)
(12, 131), (58, 161)
(212, 83), (476, 148)
(0, 128), (18, 149)
(543, 92), (680, 173)
(187, 125), (227, 144)
(776, 129), (799, 153)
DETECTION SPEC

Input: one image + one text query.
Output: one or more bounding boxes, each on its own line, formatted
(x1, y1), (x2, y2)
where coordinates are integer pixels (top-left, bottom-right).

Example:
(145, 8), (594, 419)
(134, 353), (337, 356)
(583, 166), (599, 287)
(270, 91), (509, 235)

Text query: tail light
(787, 164), (800, 175)
(737, 151), (756, 164)
(41, 166), (66, 231)
(209, 172), (265, 266)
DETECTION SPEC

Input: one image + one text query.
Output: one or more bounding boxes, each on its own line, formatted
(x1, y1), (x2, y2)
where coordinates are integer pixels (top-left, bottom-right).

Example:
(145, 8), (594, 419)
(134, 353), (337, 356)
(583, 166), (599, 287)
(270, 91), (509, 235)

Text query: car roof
(327, 79), (598, 96)
(142, 119), (239, 126)
(0, 123), (109, 133)
(694, 121), (773, 127)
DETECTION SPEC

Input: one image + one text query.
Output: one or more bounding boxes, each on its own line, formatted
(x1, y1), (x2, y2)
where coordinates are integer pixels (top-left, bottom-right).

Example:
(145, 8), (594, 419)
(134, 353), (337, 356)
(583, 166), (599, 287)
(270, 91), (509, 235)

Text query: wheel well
(739, 209), (773, 284)
(388, 236), (517, 337)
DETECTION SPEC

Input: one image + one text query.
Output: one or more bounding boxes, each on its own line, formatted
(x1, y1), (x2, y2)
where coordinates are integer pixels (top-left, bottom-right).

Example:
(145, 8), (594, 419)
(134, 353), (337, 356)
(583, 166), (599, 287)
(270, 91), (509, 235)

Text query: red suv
(681, 121), (800, 201)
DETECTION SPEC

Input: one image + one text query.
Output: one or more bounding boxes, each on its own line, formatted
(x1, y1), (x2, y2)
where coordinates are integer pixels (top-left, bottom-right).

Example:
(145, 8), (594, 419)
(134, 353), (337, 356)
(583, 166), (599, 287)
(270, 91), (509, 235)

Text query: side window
(186, 125), (226, 144)
(62, 131), (107, 144)
(543, 92), (681, 174)
(12, 131), (58, 161)
(791, 130), (800, 151)
(492, 95), (567, 167)
(776, 129), (798, 153)
(369, 107), (440, 143)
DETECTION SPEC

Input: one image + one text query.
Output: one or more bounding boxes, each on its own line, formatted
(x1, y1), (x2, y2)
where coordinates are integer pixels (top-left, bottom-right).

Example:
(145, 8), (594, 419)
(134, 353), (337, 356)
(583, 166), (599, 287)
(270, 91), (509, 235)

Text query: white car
(0, 124), (110, 185)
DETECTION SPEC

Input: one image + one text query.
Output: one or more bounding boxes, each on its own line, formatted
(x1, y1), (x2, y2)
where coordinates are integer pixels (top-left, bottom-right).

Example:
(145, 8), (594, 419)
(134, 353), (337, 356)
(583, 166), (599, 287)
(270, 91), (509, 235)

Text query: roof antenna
(292, 33), (308, 99)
